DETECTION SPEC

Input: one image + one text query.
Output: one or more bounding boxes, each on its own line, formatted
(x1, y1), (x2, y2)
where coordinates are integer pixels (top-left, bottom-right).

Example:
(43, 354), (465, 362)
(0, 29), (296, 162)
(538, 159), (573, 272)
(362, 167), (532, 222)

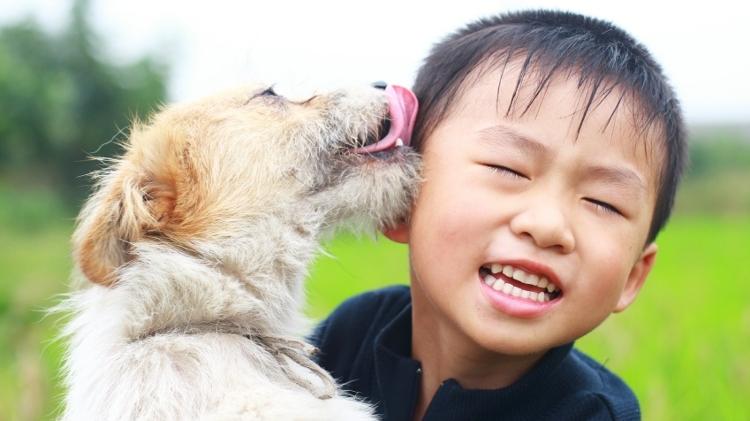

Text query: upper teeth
(395, 138), (404, 147)
(486, 263), (557, 293)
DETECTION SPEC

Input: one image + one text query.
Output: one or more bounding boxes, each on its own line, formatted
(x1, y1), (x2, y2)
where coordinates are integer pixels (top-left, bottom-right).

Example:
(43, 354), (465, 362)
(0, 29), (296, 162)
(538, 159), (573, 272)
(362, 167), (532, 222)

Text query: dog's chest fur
(61, 215), (376, 420)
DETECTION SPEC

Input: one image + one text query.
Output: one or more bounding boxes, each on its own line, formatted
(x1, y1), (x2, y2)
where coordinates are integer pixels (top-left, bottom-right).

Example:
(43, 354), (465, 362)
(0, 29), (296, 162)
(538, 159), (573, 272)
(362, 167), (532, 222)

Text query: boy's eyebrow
(476, 125), (549, 158)
(585, 165), (648, 194)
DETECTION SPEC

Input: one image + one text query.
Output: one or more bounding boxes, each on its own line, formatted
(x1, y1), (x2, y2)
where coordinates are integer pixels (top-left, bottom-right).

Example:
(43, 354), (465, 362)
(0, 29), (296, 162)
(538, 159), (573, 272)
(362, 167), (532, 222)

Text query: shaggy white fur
(58, 84), (420, 420)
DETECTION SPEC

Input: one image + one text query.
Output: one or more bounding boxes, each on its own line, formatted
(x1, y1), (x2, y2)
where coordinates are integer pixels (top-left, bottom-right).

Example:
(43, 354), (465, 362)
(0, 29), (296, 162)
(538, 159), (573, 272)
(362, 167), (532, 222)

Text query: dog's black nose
(372, 81), (388, 90)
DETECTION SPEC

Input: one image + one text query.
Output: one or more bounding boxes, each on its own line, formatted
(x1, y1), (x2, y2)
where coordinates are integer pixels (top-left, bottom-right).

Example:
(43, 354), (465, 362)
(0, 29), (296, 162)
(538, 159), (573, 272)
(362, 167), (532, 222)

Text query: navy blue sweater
(310, 285), (640, 421)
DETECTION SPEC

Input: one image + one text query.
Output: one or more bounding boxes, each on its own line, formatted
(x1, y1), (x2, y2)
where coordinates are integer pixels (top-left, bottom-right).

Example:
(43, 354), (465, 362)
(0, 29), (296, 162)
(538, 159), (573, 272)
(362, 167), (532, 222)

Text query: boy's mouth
(479, 263), (563, 302)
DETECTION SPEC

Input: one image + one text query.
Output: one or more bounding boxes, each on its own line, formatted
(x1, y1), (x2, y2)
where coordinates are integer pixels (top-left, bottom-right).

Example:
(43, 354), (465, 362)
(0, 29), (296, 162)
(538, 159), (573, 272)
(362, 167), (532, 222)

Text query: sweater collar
(373, 302), (575, 420)
(373, 302), (421, 421)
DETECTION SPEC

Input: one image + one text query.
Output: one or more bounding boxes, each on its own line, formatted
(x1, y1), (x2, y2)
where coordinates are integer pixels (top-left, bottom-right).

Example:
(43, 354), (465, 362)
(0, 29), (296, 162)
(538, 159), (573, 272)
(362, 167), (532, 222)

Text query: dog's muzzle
(353, 85), (418, 156)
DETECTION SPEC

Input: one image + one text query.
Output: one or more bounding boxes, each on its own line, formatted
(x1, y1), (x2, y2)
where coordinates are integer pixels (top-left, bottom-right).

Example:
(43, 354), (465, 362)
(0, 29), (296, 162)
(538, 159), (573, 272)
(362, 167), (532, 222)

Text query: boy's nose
(509, 200), (575, 253)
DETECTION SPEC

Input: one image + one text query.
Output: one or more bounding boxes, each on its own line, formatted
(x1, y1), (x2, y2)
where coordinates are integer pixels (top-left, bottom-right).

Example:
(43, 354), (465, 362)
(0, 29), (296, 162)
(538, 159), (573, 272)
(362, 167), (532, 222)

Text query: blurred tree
(687, 128), (750, 178)
(0, 0), (168, 205)
(674, 128), (750, 215)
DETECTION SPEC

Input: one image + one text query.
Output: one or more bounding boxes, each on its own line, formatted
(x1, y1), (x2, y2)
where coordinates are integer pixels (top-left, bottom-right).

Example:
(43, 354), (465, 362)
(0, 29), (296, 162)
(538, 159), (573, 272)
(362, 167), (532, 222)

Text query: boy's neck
(409, 283), (547, 419)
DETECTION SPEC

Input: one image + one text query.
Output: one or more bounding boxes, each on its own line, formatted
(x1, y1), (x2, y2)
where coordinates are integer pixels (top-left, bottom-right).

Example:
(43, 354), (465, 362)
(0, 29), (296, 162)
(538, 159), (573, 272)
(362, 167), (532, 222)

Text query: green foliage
(687, 128), (750, 178)
(0, 0), (168, 204)
(674, 129), (750, 215)
(0, 185), (72, 420)
(0, 183), (72, 233)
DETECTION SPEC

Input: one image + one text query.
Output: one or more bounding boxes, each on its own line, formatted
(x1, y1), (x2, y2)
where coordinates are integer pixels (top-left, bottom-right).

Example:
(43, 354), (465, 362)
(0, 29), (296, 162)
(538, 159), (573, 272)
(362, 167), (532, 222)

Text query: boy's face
(388, 67), (661, 355)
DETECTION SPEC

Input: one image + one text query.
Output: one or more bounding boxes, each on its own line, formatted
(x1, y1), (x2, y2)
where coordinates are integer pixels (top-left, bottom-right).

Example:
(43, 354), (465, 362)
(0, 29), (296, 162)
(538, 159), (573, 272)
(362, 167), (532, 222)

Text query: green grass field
(0, 196), (747, 419)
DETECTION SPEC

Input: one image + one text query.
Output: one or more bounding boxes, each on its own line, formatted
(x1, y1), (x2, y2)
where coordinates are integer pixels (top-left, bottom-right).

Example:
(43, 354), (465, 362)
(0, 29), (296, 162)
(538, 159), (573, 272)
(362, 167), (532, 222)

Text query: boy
(312, 10), (685, 421)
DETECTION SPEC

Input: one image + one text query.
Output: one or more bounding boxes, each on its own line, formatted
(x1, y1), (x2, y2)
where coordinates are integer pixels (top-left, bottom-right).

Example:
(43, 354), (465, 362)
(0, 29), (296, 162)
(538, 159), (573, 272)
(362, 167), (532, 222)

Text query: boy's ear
(381, 220), (410, 244)
(72, 164), (175, 286)
(614, 242), (658, 313)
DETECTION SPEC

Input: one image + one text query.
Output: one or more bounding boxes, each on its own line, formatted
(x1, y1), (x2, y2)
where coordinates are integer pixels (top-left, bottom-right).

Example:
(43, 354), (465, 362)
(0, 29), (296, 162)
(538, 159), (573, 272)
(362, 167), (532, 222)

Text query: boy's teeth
(484, 274), (496, 286)
(527, 273), (539, 285)
(512, 269), (527, 282)
(482, 263), (560, 301)
(502, 282), (513, 294)
(486, 276), (553, 302)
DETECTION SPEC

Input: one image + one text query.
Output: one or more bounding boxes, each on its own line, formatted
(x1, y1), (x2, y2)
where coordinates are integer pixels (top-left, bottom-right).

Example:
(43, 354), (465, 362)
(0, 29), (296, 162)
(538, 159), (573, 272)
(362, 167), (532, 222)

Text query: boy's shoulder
(543, 347), (641, 420)
(309, 285), (411, 396)
(324, 284), (411, 322)
(310, 284), (410, 352)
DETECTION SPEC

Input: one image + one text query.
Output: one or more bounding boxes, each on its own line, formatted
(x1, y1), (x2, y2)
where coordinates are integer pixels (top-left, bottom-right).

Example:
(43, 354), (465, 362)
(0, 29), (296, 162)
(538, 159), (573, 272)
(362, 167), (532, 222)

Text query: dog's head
(74, 84), (420, 286)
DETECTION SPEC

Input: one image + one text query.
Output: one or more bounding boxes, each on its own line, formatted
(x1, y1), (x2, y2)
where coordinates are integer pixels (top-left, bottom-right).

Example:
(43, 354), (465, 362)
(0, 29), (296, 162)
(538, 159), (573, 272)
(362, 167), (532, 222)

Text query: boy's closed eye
(480, 161), (627, 218)
(484, 164), (529, 180)
(583, 197), (624, 216)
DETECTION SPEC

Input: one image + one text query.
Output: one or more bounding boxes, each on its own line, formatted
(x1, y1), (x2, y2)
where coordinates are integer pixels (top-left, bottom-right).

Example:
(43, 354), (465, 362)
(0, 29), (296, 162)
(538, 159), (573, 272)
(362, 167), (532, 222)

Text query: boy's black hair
(412, 9), (686, 243)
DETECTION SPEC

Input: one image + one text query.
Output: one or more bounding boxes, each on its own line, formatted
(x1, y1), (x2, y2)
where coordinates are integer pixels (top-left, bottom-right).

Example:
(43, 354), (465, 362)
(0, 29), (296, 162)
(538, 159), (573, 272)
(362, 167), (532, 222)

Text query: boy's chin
(468, 307), (593, 357)
(474, 333), (562, 357)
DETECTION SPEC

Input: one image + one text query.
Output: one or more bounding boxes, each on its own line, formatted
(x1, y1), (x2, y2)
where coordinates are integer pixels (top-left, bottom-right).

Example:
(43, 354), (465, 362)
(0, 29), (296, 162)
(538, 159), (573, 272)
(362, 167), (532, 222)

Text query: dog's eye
(260, 87), (278, 97)
(246, 86), (283, 105)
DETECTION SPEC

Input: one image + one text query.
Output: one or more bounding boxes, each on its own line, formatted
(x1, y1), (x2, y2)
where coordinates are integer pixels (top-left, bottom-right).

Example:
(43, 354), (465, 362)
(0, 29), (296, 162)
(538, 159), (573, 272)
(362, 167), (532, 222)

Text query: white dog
(58, 83), (420, 420)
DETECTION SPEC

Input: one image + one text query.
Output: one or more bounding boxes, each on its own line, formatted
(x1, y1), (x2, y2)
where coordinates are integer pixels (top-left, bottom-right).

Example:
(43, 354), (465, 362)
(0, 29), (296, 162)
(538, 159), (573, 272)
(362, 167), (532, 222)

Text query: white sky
(2, 0), (749, 125)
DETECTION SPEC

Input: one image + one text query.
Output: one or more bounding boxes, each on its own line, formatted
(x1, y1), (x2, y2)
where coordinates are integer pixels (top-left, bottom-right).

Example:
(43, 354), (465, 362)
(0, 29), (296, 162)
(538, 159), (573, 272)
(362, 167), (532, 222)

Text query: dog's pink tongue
(355, 85), (418, 154)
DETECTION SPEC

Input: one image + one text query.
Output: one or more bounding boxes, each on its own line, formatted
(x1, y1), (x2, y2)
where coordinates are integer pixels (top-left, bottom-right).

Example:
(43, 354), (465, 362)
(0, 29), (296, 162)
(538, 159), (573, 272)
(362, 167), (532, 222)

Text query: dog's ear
(73, 162), (176, 286)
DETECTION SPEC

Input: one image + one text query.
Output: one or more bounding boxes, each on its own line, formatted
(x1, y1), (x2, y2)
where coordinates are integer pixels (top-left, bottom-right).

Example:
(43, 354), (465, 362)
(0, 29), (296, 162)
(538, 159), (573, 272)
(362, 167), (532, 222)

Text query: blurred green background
(1, 2), (748, 420)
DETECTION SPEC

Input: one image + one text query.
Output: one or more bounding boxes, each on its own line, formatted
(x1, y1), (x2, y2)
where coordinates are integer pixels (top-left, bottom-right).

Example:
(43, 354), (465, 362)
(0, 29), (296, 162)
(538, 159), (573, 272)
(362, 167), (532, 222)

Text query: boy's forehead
(442, 61), (666, 189)
(461, 60), (634, 127)
(472, 59), (665, 139)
